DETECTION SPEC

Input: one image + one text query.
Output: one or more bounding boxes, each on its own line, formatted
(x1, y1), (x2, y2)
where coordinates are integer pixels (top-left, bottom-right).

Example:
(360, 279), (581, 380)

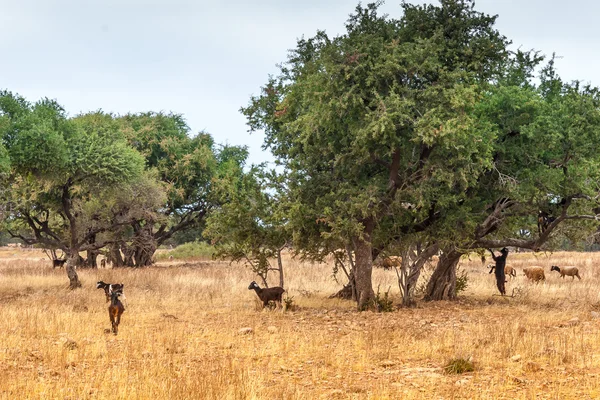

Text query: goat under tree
(248, 281), (285, 309)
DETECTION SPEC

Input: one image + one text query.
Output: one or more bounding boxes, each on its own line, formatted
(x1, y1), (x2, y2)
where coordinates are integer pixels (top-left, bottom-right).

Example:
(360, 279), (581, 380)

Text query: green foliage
(283, 295), (296, 311)
(242, 0), (512, 256)
(243, 1), (600, 307)
(444, 358), (475, 374)
(455, 267), (469, 295)
(364, 287), (395, 313)
(156, 241), (214, 260)
(0, 93), (148, 257)
(116, 113), (247, 265)
(205, 165), (289, 281)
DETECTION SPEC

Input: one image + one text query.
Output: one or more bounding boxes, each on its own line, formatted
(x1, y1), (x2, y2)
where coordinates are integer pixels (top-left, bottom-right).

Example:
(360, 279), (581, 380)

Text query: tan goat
(550, 265), (581, 280)
(523, 266), (545, 283)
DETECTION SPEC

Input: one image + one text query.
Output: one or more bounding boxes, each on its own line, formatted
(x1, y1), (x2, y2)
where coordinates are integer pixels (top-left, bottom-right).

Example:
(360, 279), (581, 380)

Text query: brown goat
(248, 281), (285, 309)
(108, 290), (125, 335)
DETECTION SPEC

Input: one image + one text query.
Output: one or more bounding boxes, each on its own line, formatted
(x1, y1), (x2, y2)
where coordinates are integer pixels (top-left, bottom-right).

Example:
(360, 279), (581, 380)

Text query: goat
(248, 281), (285, 309)
(108, 290), (125, 335)
(96, 281), (124, 302)
(379, 256), (402, 270)
(488, 264), (517, 279)
(52, 259), (67, 268)
(523, 266), (545, 283)
(488, 248), (509, 295)
(550, 265), (581, 280)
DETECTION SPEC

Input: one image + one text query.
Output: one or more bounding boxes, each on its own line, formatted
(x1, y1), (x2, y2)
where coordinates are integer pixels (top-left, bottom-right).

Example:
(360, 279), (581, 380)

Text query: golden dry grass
(2, 248), (600, 399)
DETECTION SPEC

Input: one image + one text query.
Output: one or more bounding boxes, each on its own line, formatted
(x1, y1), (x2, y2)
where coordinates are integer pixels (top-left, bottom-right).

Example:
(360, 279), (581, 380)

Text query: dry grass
(2, 248), (600, 399)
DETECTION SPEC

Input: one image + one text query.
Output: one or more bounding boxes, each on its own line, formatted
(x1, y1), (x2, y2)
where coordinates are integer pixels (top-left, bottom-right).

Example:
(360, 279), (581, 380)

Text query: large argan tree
(243, 1), (512, 309)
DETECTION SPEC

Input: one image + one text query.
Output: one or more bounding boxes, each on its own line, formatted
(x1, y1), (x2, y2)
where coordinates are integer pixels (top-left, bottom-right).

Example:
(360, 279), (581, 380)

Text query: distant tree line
(0, 94), (246, 288)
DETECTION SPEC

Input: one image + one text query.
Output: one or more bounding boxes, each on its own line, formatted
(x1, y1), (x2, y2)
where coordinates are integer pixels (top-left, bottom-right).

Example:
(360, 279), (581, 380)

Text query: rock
(239, 327), (253, 335)
(267, 326), (278, 334)
(511, 354), (522, 362)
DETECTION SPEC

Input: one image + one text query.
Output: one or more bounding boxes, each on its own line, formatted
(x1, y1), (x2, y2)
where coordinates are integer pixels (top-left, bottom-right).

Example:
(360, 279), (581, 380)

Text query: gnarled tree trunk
(66, 251), (82, 289)
(352, 220), (375, 310)
(86, 250), (99, 268)
(397, 243), (439, 307)
(132, 225), (157, 267)
(424, 249), (462, 301)
(108, 243), (124, 267)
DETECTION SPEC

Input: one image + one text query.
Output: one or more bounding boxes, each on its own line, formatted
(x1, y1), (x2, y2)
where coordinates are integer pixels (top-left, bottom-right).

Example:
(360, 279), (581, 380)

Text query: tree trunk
(424, 249), (462, 301)
(398, 243), (439, 307)
(125, 223), (158, 267)
(109, 243), (124, 267)
(134, 244), (156, 267)
(86, 250), (99, 268)
(84, 233), (98, 268)
(276, 249), (285, 288)
(66, 250), (81, 289)
(121, 242), (135, 267)
(352, 221), (375, 310)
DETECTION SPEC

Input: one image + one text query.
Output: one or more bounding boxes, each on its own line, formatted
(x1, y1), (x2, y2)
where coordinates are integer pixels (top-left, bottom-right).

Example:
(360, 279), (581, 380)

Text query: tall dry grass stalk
(1, 249), (600, 399)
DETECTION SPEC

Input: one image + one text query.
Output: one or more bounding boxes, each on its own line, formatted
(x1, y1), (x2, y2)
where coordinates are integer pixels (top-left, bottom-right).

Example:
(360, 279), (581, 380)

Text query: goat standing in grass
(523, 266), (545, 282)
(248, 281), (285, 309)
(108, 289), (125, 335)
(551, 265), (581, 280)
(97, 281), (124, 302)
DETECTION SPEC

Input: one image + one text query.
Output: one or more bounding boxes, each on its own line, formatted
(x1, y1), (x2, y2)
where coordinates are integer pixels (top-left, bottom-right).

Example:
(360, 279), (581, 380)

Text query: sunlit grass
(1, 249), (600, 399)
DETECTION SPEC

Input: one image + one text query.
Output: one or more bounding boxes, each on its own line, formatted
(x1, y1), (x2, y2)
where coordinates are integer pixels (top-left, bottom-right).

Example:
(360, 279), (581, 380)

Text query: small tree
(205, 167), (289, 287)
(117, 113), (247, 266)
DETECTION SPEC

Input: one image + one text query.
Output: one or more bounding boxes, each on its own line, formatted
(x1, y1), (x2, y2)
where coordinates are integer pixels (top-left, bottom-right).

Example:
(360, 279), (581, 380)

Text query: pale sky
(1, 0), (599, 165)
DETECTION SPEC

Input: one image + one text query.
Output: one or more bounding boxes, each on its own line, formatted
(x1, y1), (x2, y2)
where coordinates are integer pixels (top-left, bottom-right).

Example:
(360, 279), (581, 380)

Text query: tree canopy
(243, 0), (600, 308)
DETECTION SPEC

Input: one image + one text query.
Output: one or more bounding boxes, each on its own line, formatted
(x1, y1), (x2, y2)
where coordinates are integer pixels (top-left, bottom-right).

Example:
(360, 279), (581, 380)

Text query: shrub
(363, 287), (394, 312)
(156, 241), (214, 260)
(444, 357), (475, 374)
(455, 267), (469, 294)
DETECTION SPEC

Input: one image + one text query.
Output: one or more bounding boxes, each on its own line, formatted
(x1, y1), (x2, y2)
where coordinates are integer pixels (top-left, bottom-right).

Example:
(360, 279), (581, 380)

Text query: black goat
(108, 291), (125, 335)
(96, 281), (124, 302)
(52, 259), (67, 268)
(248, 281), (285, 309)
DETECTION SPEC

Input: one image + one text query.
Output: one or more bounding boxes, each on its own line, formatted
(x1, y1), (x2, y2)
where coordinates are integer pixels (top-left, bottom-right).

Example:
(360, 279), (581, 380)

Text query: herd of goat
(488, 263), (582, 282)
(60, 251), (582, 335)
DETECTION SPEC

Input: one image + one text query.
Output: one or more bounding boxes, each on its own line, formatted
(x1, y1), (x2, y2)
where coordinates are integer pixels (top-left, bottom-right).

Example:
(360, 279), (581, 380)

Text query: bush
(283, 295), (296, 311)
(455, 267), (469, 294)
(156, 241), (214, 260)
(444, 357), (475, 374)
(362, 287), (394, 312)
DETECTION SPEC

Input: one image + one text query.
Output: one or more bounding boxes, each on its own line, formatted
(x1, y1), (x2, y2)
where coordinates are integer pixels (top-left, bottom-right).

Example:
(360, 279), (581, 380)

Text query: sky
(1, 0), (599, 166)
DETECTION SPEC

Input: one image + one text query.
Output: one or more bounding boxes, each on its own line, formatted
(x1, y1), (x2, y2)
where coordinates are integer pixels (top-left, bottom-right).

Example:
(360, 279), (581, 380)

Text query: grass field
(1, 248), (600, 399)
